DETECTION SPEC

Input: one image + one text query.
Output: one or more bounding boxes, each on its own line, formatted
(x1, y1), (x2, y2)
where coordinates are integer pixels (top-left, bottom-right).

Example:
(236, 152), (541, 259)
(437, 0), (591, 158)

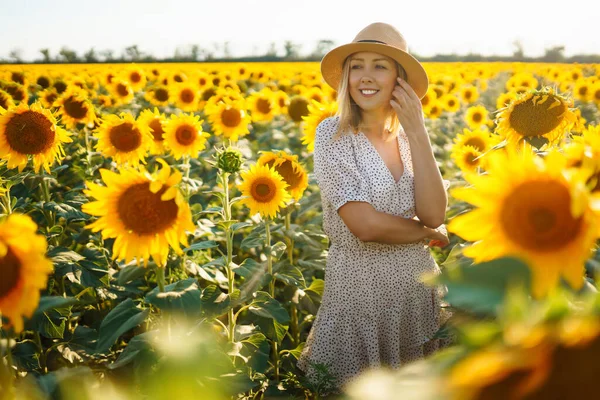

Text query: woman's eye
(351, 65), (361, 69)
(376, 64), (386, 69)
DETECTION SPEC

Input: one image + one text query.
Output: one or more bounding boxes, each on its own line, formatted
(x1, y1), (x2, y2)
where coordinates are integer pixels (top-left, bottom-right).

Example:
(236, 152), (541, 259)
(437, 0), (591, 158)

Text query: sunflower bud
(216, 147), (244, 174)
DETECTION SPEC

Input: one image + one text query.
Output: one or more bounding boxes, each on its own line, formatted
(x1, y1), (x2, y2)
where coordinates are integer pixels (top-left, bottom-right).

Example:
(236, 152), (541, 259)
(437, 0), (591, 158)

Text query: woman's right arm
(338, 201), (443, 245)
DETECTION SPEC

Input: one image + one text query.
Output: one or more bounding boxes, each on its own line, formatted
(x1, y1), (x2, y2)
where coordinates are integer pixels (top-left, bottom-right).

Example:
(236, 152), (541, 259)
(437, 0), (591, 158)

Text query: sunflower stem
(40, 175), (58, 246)
(265, 216), (280, 381)
(221, 171), (237, 344)
(0, 315), (16, 389)
(34, 331), (47, 374)
(84, 126), (93, 177)
(157, 267), (166, 293)
(2, 186), (12, 216)
(183, 155), (191, 201)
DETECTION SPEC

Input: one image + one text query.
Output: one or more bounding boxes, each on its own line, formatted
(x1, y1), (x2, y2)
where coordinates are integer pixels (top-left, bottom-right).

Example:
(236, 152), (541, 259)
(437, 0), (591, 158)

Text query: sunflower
(573, 79), (592, 103)
(109, 79), (135, 106)
(94, 112), (152, 166)
(0, 81), (28, 104)
(288, 95), (310, 123)
(453, 128), (499, 154)
(193, 70), (211, 91)
(274, 90), (290, 115)
(82, 159), (195, 267)
(163, 113), (210, 159)
(237, 163), (291, 219)
(0, 213), (53, 333)
(496, 91), (517, 111)
(301, 99), (338, 152)
(440, 94), (461, 113)
(205, 97), (251, 142)
(425, 101), (443, 120)
(447, 147), (600, 298)
(203, 87), (244, 112)
(54, 88), (96, 129)
(144, 85), (171, 107)
(257, 150), (308, 201)
(38, 88), (59, 109)
(464, 105), (490, 130)
(460, 85), (480, 105)
(247, 88), (280, 122)
(591, 82), (600, 106)
(0, 102), (73, 173)
(420, 88), (438, 112)
(0, 89), (15, 111)
(122, 66), (147, 92)
(137, 107), (167, 155)
(494, 87), (577, 147)
(451, 145), (487, 175)
(170, 82), (200, 112)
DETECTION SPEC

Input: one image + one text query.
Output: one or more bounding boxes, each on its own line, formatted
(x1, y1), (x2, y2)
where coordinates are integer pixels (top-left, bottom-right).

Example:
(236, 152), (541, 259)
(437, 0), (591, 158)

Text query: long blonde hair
(333, 55), (408, 140)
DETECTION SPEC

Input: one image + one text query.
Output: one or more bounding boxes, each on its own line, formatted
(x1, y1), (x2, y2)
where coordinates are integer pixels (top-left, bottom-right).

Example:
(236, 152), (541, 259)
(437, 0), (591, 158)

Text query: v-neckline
(359, 130), (407, 184)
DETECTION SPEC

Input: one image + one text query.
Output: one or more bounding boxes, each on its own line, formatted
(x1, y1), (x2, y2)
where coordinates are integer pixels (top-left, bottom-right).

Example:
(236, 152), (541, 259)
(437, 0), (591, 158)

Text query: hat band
(356, 39), (387, 44)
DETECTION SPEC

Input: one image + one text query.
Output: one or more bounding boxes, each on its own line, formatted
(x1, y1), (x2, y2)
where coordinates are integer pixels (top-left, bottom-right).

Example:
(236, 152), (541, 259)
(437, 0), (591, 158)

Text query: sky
(1, 0), (599, 62)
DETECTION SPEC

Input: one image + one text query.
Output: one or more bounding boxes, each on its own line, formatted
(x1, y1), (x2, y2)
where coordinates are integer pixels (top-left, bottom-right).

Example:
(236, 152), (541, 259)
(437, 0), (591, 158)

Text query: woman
(297, 22), (453, 392)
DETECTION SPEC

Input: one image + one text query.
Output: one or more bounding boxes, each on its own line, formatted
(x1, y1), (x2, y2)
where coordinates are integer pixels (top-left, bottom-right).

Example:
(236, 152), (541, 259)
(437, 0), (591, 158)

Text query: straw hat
(320, 22), (429, 99)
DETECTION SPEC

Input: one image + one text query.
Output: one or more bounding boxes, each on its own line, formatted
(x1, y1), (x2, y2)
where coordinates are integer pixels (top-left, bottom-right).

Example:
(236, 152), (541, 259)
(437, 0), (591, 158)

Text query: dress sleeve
(313, 117), (371, 211)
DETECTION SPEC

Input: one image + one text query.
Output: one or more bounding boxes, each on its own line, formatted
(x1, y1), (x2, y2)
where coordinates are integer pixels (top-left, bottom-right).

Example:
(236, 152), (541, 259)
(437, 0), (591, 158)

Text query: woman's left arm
(391, 77), (447, 228)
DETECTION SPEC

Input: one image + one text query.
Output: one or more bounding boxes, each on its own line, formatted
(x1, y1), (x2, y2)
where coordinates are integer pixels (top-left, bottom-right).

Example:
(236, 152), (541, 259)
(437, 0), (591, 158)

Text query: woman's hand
(390, 77), (426, 135)
(426, 225), (450, 248)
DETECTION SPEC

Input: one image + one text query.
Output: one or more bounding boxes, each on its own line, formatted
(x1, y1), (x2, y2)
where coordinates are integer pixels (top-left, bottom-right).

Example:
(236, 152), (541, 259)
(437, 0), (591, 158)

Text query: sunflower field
(0, 61), (600, 400)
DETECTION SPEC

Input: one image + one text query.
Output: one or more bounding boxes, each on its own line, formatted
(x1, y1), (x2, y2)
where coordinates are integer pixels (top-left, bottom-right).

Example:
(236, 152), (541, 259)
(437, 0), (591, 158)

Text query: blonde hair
(333, 55), (408, 140)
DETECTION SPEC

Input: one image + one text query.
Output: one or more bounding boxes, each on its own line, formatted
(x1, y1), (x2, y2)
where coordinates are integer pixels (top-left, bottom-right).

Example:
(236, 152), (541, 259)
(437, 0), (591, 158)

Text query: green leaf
(43, 201), (88, 221)
(270, 241), (287, 259)
(241, 332), (270, 373)
(436, 256), (532, 316)
(232, 258), (263, 279)
(33, 296), (80, 316)
(145, 278), (202, 317)
(183, 240), (218, 253)
(298, 279), (325, 314)
(280, 342), (305, 360)
(275, 267), (306, 288)
(231, 221), (252, 232)
(200, 285), (232, 318)
(241, 223), (266, 250)
(248, 291), (290, 324)
(109, 331), (156, 370)
(96, 299), (150, 353)
(117, 264), (147, 285)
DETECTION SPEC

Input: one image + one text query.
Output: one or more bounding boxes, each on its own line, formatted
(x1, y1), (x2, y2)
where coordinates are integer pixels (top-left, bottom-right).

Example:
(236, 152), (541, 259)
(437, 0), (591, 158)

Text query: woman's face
(348, 51), (397, 113)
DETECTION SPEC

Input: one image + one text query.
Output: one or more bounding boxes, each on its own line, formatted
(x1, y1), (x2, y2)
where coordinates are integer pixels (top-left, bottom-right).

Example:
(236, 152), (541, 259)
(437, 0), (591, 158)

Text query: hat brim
(320, 42), (429, 99)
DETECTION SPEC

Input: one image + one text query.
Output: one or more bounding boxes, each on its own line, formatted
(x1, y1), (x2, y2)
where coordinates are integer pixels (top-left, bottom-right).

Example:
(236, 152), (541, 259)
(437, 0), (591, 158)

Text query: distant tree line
(2, 39), (600, 64)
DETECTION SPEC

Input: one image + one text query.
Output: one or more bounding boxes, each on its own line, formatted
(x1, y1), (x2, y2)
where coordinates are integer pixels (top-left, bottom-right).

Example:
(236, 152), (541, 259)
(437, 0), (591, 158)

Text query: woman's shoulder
(316, 115), (340, 140)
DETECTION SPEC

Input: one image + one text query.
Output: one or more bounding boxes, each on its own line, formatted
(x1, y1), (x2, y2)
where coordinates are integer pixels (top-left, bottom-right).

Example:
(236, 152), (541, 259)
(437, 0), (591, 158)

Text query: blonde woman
(297, 22), (453, 392)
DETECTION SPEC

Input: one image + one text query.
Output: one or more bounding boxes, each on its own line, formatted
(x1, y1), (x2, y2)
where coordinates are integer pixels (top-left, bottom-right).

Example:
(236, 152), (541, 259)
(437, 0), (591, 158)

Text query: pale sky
(2, 0), (599, 62)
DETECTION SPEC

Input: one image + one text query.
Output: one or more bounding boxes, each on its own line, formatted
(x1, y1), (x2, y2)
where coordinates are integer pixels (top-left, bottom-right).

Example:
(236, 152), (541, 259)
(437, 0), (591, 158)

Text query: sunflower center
(251, 178), (277, 203)
(117, 83), (129, 97)
(45, 92), (58, 105)
(500, 180), (583, 251)
(464, 151), (479, 166)
(54, 81), (67, 94)
(288, 97), (310, 122)
(180, 88), (195, 104)
(149, 119), (164, 141)
(175, 124), (196, 145)
(472, 112), (482, 123)
(64, 97), (88, 119)
(278, 98), (286, 108)
(5, 110), (56, 155)
(464, 137), (486, 152)
(37, 76), (50, 89)
(130, 72), (142, 83)
(0, 93), (10, 109)
(222, 108), (242, 127)
(109, 122), (142, 152)
(508, 95), (566, 137)
(202, 88), (216, 101)
(594, 89), (600, 101)
(117, 182), (179, 235)
(578, 86), (588, 96)
(265, 160), (302, 190)
(155, 88), (169, 102)
(256, 98), (272, 114)
(0, 245), (21, 299)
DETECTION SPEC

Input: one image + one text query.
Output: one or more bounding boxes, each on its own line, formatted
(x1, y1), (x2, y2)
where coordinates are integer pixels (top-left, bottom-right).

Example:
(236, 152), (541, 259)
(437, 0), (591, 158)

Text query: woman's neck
(359, 109), (395, 142)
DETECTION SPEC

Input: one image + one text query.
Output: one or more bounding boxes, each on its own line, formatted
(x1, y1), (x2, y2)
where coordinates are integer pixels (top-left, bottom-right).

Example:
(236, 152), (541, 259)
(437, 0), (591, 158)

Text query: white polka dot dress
(297, 116), (452, 392)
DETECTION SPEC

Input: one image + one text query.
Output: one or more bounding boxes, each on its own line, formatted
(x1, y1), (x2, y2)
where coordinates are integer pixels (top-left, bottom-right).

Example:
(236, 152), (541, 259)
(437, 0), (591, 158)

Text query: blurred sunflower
(0, 213), (53, 333)
(453, 128), (498, 154)
(138, 107), (167, 155)
(94, 112), (152, 166)
(464, 105), (490, 130)
(257, 150), (308, 201)
(122, 66), (147, 92)
(38, 88), (59, 109)
(288, 95), (310, 123)
(591, 82), (600, 106)
(420, 88), (438, 112)
(274, 90), (290, 115)
(237, 163), (291, 219)
(0, 81), (28, 104)
(301, 99), (338, 152)
(0, 89), (15, 110)
(163, 113), (210, 159)
(426, 101), (443, 120)
(194, 70), (211, 91)
(54, 88), (96, 129)
(447, 146), (600, 298)
(460, 85), (480, 105)
(247, 88), (279, 122)
(82, 159), (195, 267)
(495, 87), (577, 147)
(205, 97), (251, 142)
(496, 91), (517, 111)
(170, 82), (200, 112)
(109, 79), (135, 106)
(451, 145), (487, 175)
(573, 78), (593, 103)
(0, 102), (72, 173)
(440, 94), (461, 113)
(144, 85), (171, 107)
